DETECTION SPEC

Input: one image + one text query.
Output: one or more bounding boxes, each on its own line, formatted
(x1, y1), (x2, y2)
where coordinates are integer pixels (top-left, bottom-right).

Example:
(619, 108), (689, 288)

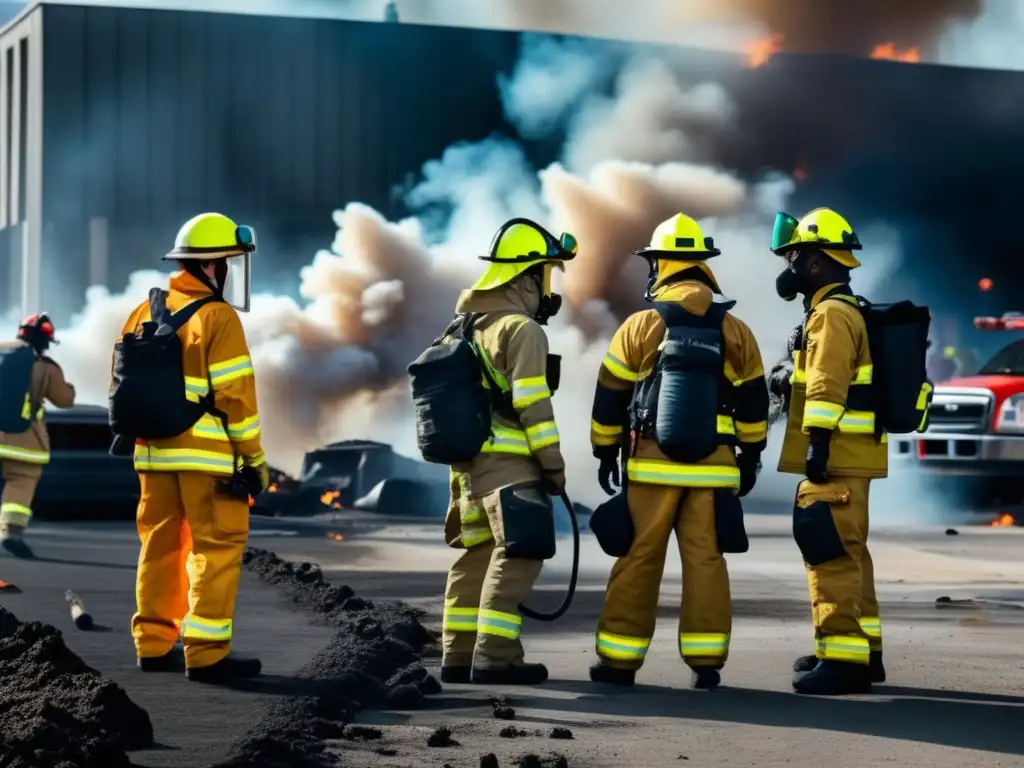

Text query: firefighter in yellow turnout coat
(588, 214), (769, 690)
(772, 207), (909, 696)
(116, 213), (270, 685)
(440, 219), (576, 686)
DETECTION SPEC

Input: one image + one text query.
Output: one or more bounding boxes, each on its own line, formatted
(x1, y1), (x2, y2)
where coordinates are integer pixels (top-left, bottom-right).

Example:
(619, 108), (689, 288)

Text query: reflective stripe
(0, 444), (49, 464)
(248, 450), (266, 466)
(19, 394), (43, 422)
(181, 614), (233, 642)
(462, 525), (494, 547)
(525, 420), (560, 451)
(803, 400), (845, 430)
(852, 364), (873, 385)
(916, 382), (933, 432)
(626, 459), (740, 488)
(716, 414), (735, 435)
(191, 413), (229, 442)
(735, 420), (768, 443)
(837, 410), (875, 434)
(475, 343), (510, 391)
(209, 355), (254, 387)
(602, 352), (651, 383)
(511, 376), (551, 410)
(859, 616), (882, 650)
(591, 419), (623, 447)
(184, 376), (210, 403)
(477, 608), (521, 640)
(679, 632), (729, 658)
(596, 631), (650, 661)
(134, 445), (236, 475)
(792, 364), (871, 386)
(816, 634), (870, 664)
(442, 604), (478, 633)
(480, 425), (531, 456)
(227, 414), (261, 441)
(0, 502), (31, 526)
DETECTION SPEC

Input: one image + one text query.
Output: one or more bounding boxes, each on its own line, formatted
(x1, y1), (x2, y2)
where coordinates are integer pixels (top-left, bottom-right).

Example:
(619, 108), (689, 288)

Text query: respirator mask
(775, 250), (812, 302)
(531, 263), (563, 325)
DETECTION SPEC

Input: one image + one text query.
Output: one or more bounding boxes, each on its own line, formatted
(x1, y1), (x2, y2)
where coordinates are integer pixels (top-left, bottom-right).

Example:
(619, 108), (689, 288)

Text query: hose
(518, 490), (579, 622)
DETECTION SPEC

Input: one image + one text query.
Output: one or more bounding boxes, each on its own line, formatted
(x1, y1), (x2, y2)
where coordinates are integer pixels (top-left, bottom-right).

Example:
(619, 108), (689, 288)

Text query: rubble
(491, 694), (516, 720)
(428, 726), (459, 747)
(211, 548), (442, 768)
(500, 726), (528, 738)
(549, 728), (573, 740)
(0, 607), (153, 768)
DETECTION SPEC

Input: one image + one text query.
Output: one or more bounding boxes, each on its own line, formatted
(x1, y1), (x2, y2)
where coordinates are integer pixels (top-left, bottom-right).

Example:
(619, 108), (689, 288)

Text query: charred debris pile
(0, 607), (153, 768)
(211, 548), (442, 767)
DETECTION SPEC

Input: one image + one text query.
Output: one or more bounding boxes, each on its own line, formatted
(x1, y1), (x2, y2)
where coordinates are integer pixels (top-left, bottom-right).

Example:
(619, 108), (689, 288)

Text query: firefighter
(771, 207), (886, 695)
(118, 212), (269, 684)
(0, 314), (76, 558)
(440, 218), (575, 686)
(588, 213), (769, 690)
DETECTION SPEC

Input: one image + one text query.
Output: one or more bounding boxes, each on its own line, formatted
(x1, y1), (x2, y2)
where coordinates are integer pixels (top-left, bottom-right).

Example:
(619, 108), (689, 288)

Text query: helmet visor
(557, 232), (578, 257)
(771, 212), (799, 252)
(223, 253), (252, 312)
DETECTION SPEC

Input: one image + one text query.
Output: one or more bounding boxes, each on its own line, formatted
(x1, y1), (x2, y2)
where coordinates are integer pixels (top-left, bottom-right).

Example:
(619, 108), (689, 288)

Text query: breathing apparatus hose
(518, 490), (579, 622)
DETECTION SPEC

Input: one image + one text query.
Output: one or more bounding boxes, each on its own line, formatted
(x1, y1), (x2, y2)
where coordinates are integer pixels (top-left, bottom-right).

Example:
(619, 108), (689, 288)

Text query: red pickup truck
(892, 312), (1024, 517)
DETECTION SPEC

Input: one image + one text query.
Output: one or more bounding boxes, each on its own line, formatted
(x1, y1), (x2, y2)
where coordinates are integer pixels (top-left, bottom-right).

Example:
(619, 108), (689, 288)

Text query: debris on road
(211, 548), (442, 768)
(549, 727), (573, 739)
(428, 726), (459, 747)
(65, 590), (94, 630)
(935, 595), (1024, 610)
(515, 754), (569, 768)
(342, 725), (382, 741)
(500, 726), (528, 738)
(491, 694), (516, 720)
(0, 606), (153, 768)
(480, 754), (500, 768)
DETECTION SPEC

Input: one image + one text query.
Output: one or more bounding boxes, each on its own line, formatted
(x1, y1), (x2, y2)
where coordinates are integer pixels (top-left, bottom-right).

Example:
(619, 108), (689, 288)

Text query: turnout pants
(441, 473), (548, 670)
(132, 471), (250, 669)
(793, 477), (881, 664)
(595, 482), (732, 672)
(0, 460), (42, 533)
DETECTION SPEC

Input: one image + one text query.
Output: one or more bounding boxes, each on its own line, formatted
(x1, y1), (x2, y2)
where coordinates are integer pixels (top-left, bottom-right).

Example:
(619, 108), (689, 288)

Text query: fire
(990, 513), (1015, 528)
(978, 277), (993, 292)
(320, 489), (342, 509)
(743, 34), (782, 68)
(326, 531), (345, 541)
(268, 482), (279, 493)
(248, 496), (255, 508)
(870, 43), (921, 63)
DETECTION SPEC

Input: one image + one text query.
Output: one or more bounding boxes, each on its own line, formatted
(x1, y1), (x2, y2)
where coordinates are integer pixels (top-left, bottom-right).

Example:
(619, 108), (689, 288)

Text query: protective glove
(242, 462), (272, 496)
(597, 453), (621, 496)
(805, 428), (832, 484)
(541, 469), (566, 497)
(737, 450), (761, 497)
(768, 361), (792, 401)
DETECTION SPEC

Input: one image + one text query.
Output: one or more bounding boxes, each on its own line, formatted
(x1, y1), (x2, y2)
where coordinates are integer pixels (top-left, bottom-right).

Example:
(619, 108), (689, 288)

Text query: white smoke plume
(55, 37), (906, 507)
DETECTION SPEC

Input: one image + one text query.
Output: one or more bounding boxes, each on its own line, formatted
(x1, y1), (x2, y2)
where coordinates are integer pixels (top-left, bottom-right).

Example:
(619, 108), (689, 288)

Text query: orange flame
(320, 489), (342, 509)
(268, 482), (279, 493)
(248, 496), (255, 508)
(743, 34), (782, 68)
(978, 277), (993, 292)
(870, 43), (920, 63)
(991, 513), (1015, 528)
(326, 531), (345, 541)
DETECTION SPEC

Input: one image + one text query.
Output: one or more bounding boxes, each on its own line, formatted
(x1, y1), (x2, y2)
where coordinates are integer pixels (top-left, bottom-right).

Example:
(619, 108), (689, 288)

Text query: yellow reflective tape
(591, 419), (622, 447)
(917, 381), (933, 410)
(735, 420), (768, 443)
(838, 410), (875, 434)
(802, 400), (844, 430)
(478, 608), (522, 640)
(191, 413), (230, 442)
(525, 420), (560, 451)
(133, 445), (236, 474)
(818, 634), (870, 664)
(461, 525), (494, 548)
(208, 355), (254, 387)
(0, 444), (49, 465)
(859, 616), (882, 639)
(19, 393), (30, 420)
(227, 413), (261, 441)
(480, 425), (531, 456)
(852, 364), (873, 385)
(511, 376), (551, 410)
(679, 632), (730, 658)
(184, 376), (210, 398)
(602, 352), (642, 382)
(474, 343), (510, 392)
(716, 414), (735, 435)
(442, 605), (478, 633)
(0, 502), (32, 525)
(182, 614), (233, 642)
(596, 631), (650, 661)
(626, 459), (740, 488)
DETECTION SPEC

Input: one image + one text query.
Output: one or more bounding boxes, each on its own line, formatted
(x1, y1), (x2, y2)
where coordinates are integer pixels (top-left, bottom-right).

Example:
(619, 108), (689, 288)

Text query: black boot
(691, 668), (721, 690)
(138, 647), (184, 673)
(793, 659), (872, 695)
(0, 527), (34, 559)
(440, 665), (471, 684)
(793, 654), (818, 673)
(869, 651), (886, 684)
(589, 661), (636, 686)
(470, 662), (548, 686)
(185, 655), (262, 684)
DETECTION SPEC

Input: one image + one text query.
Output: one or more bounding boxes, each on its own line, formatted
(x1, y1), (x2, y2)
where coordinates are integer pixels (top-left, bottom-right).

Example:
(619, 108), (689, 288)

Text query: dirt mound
(211, 548), (442, 767)
(0, 607), (153, 768)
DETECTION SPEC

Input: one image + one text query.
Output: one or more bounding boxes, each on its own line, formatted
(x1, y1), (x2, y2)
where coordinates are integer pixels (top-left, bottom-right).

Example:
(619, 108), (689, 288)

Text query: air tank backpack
(0, 343), (39, 434)
(109, 288), (225, 441)
(408, 313), (501, 465)
(629, 300), (736, 464)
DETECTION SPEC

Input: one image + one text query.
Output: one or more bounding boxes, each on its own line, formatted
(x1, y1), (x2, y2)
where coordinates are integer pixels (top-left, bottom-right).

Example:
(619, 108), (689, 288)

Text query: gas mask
(775, 250), (812, 302)
(530, 263), (563, 325)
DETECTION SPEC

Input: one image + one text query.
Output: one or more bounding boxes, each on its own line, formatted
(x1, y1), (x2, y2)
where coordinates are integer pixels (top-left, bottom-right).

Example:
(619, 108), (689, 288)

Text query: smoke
(57, 36), (907, 508)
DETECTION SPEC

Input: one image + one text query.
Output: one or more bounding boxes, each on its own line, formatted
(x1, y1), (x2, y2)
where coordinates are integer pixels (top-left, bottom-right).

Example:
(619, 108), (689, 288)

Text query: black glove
(737, 450), (761, 497)
(597, 452), (621, 496)
(805, 428), (832, 484)
(768, 362), (792, 400)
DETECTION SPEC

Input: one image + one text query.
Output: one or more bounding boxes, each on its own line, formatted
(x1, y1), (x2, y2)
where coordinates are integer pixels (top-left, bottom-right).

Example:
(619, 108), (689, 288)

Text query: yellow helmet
(771, 207), (861, 268)
(635, 213), (722, 296)
(470, 218), (578, 292)
(164, 212), (257, 261)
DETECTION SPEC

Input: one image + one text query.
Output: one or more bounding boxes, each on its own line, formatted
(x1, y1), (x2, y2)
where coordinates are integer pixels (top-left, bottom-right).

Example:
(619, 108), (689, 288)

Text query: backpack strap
(149, 289), (223, 336)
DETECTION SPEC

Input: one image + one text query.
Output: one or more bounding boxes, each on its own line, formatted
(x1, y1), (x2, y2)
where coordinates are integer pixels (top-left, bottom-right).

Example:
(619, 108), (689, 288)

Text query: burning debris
(990, 513), (1017, 528)
(211, 549), (441, 767)
(870, 42), (921, 62)
(743, 34), (783, 68)
(0, 607), (153, 768)
(320, 490), (343, 509)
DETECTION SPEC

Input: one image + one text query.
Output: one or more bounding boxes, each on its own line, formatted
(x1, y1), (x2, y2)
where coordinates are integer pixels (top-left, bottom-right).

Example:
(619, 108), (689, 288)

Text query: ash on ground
(0, 607), (153, 768)
(211, 548), (442, 768)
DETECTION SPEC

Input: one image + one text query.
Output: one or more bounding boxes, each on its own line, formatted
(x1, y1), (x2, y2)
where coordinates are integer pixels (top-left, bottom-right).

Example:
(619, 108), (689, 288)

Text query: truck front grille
(925, 389), (993, 434)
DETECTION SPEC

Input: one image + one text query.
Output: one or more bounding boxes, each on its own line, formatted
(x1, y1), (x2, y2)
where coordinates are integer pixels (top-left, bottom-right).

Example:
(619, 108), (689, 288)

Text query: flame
(248, 496), (255, 508)
(326, 531), (345, 541)
(268, 482), (279, 493)
(870, 43), (921, 63)
(320, 489), (343, 509)
(991, 513), (1015, 528)
(978, 277), (993, 292)
(743, 34), (782, 68)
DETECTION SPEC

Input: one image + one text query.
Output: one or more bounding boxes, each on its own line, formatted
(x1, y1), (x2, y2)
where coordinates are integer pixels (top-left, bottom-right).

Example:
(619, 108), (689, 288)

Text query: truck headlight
(996, 394), (1024, 433)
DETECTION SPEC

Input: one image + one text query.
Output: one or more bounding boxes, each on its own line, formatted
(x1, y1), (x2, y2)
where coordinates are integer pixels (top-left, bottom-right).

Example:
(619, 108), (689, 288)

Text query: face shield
(771, 212), (800, 253)
(221, 225), (256, 312)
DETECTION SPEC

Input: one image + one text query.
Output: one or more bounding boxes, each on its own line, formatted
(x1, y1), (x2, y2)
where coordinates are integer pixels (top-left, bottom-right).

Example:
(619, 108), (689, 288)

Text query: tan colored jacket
(778, 282), (887, 478)
(0, 340), (76, 464)
(591, 280), (767, 487)
(450, 276), (565, 498)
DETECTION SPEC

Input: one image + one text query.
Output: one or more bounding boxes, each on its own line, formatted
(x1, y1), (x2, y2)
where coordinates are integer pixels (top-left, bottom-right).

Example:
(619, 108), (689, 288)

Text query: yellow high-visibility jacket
(116, 270), (265, 475)
(0, 342), (76, 465)
(590, 280), (768, 488)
